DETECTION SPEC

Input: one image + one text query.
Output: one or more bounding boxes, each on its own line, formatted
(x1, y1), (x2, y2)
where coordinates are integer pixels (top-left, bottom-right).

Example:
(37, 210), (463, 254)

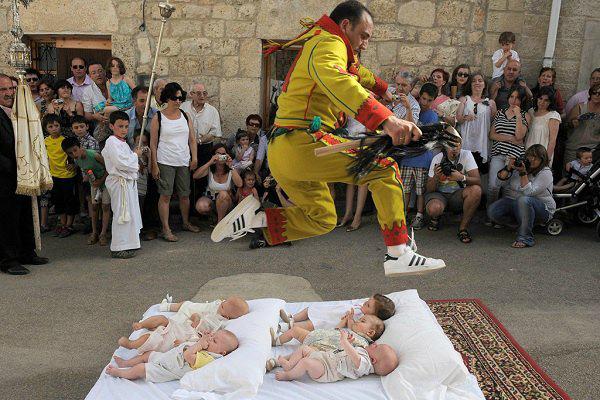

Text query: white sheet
(86, 300), (485, 400)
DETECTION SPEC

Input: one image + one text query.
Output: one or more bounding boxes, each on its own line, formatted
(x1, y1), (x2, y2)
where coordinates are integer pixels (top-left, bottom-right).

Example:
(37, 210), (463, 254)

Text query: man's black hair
(41, 113), (61, 130)
(131, 85), (149, 100)
(329, 1), (372, 25)
(61, 136), (81, 152)
(109, 110), (130, 125)
(24, 68), (40, 77)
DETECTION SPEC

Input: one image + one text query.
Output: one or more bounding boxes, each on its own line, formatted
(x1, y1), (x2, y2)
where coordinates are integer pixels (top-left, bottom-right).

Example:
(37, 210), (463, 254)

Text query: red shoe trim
(265, 208), (287, 245)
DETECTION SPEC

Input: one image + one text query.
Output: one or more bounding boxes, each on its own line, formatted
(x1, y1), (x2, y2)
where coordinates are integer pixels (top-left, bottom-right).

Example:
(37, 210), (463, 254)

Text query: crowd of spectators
(1, 29), (599, 274)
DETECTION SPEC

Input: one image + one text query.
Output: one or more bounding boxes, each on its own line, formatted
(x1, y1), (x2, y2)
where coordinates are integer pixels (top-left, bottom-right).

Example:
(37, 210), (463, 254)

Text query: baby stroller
(547, 157), (600, 240)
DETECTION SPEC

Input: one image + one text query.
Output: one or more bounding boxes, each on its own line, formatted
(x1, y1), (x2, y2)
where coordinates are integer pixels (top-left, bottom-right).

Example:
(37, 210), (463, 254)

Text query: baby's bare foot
(275, 371), (291, 381)
(117, 337), (130, 348)
(132, 322), (143, 331)
(277, 356), (291, 371)
(113, 356), (127, 368)
(105, 364), (120, 377)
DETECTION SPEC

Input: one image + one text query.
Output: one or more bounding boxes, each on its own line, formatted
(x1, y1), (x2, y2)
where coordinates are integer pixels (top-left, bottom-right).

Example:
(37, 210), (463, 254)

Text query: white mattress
(86, 301), (485, 400)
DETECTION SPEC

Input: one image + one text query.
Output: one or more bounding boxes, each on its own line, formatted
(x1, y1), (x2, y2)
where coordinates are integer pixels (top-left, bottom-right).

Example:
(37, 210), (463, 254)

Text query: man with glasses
(82, 61), (109, 125)
(181, 83), (222, 202)
(227, 114), (268, 178)
(24, 68), (41, 105)
(565, 67), (600, 116)
(67, 56), (94, 102)
(388, 69), (420, 124)
(0, 74), (49, 275)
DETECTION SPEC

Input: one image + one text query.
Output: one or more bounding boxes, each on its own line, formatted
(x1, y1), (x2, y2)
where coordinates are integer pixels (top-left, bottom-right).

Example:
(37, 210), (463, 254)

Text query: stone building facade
(0, 0), (598, 133)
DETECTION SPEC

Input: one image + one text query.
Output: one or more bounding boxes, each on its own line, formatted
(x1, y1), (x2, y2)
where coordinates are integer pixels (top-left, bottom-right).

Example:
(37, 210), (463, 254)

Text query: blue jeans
(487, 196), (551, 246)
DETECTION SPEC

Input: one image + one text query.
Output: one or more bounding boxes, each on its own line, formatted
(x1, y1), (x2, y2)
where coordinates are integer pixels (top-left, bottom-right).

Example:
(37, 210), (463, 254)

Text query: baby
(118, 296), (249, 354)
(268, 330), (398, 383)
(272, 311), (385, 352)
(107, 330), (238, 383)
(279, 293), (395, 332)
(554, 147), (594, 193)
(163, 296), (249, 329)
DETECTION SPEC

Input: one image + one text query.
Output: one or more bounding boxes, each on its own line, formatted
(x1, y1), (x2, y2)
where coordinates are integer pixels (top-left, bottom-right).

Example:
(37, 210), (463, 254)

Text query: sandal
(511, 241), (530, 248)
(346, 222), (361, 232)
(428, 217), (440, 231)
(99, 234), (109, 246)
(182, 223), (200, 233)
(87, 233), (99, 245)
(457, 229), (472, 244)
(162, 231), (179, 242)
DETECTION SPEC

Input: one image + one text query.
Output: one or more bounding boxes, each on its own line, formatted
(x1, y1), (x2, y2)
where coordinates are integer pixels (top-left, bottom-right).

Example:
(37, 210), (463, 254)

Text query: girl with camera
(194, 144), (242, 224)
(487, 144), (556, 248)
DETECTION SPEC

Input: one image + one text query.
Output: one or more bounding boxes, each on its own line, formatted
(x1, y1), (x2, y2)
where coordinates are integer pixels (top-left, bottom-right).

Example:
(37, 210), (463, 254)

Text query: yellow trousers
(264, 129), (408, 246)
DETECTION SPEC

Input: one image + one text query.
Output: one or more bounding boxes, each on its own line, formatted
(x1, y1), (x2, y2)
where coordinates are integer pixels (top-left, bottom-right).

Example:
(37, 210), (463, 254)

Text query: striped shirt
(490, 109), (528, 159)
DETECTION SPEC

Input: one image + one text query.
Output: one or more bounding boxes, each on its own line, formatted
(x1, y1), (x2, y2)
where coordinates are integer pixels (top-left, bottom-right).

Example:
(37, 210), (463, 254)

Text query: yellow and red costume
(263, 15), (408, 247)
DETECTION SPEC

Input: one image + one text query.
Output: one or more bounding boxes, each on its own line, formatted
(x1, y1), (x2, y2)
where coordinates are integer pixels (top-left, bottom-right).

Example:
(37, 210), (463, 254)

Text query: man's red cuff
(355, 97), (393, 131)
(372, 76), (388, 98)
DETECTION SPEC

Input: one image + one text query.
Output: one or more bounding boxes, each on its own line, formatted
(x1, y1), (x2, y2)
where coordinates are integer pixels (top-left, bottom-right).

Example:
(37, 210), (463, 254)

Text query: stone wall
(0, 0), (597, 133)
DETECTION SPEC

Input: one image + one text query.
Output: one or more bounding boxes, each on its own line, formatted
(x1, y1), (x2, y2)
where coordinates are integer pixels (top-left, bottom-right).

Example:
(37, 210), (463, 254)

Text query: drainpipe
(542, 0), (562, 68)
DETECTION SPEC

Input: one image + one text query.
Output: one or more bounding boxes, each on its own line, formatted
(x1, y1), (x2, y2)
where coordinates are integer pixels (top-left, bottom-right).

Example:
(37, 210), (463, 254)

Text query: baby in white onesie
(268, 330), (398, 383)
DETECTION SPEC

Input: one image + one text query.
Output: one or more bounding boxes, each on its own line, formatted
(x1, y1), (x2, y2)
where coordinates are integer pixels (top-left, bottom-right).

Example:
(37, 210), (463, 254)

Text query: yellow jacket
(273, 15), (393, 133)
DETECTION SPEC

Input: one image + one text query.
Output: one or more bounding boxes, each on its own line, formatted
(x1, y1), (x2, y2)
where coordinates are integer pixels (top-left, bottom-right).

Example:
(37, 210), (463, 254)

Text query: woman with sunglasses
(450, 65), (471, 100)
(37, 78), (56, 117)
(564, 83), (600, 165)
(150, 82), (199, 242)
(455, 73), (497, 172)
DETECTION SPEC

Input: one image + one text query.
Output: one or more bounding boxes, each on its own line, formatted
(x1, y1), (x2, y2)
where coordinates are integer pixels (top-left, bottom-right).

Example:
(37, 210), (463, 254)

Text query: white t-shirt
(180, 101), (222, 142)
(157, 112), (191, 167)
(428, 150), (478, 193)
(491, 49), (520, 79)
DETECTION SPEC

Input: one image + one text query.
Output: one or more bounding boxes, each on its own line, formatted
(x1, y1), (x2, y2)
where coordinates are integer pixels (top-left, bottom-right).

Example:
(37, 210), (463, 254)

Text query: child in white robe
(101, 111), (143, 259)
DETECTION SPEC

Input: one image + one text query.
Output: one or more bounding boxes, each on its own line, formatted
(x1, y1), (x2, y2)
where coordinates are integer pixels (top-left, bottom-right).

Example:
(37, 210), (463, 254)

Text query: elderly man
(181, 83), (222, 200)
(126, 86), (156, 147)
(388, 70), (420, 123)
(150, 78), (168, 111)
(82, 61), (109, 125)
(490, 59), (532, 110)
(0, 74), (49, 275)
(67, 57), (94, 102)
(565, 67), (600, 116)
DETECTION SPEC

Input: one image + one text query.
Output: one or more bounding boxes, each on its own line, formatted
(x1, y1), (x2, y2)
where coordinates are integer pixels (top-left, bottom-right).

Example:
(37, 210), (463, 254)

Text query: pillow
(377, 290), (470, 400)
(173, 298), (284, 400)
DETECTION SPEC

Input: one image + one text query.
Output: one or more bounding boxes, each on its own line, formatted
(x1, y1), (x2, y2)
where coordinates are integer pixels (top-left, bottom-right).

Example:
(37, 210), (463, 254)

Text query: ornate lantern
(9, 0), (33, 77)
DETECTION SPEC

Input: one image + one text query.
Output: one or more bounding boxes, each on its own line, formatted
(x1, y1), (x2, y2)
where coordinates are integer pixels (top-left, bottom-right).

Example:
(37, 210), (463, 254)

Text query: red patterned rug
(427, 299), (572, 400)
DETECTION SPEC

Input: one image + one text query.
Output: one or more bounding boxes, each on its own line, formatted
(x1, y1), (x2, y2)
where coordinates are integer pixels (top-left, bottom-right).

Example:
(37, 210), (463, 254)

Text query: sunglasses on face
(170, 95), (186, 102)
(591, 91), (600, 96)
(457, 72), (469, 78)
(71, 65), (85, 70)
(247, 122), (260, 128)
(26, 77), (39, 82)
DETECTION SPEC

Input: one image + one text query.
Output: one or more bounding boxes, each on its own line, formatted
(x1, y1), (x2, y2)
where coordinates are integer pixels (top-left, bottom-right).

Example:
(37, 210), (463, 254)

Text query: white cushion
(377, 290), (470, 400)
(174, 298), (284, 400)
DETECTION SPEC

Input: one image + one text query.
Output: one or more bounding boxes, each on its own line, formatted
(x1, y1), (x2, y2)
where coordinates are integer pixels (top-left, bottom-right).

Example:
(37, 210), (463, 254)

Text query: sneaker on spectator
(59, 226), (76, 238)
(383, 248), (446, 277)
(411, 214), (425, 230)
(211, 196), (263, 242)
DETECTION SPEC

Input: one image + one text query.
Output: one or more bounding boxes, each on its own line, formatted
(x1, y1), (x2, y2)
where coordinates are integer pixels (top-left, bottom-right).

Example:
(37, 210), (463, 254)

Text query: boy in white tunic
(269, 330), (398, 383)
(101, 111), (143, 259)
(106, 330), (238, 383)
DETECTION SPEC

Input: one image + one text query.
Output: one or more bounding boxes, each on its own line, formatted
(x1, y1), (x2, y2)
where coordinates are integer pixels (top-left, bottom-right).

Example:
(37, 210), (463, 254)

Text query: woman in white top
(193, 144), (242, 223)
(150, 82), (199, 242)
(526, 86), (561, 165)
(456, 72), (497, 169)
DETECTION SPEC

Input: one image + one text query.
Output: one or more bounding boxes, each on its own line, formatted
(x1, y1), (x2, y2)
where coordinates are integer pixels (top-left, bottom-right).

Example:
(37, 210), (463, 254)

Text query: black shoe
(1, 263), (30, 275)
(19, 255), (50, 265)
(249, 237), (268, 249)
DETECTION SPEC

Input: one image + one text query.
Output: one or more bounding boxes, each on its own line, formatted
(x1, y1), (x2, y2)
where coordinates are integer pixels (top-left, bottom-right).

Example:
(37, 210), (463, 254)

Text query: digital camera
(514, 156), (531, 170)
(218, 154), (228, 161)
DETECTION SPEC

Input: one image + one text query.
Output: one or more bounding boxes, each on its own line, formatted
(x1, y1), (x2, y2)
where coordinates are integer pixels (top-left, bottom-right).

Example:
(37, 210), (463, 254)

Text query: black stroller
(547, 156), (600, 240)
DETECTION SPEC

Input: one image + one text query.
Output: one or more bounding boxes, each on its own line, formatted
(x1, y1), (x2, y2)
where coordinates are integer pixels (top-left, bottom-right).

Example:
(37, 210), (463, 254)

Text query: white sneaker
(407, 227), (418, 252)
(211, 196), (263, 242)
(383, 248), (445, 276)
